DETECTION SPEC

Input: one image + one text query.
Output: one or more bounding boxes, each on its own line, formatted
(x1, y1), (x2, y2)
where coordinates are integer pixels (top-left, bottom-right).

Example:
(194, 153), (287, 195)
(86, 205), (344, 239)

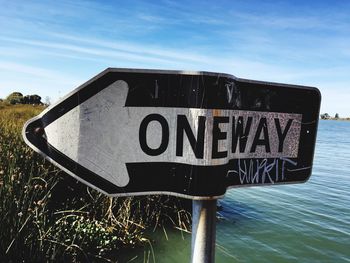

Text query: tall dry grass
(0, 104), (191, 262)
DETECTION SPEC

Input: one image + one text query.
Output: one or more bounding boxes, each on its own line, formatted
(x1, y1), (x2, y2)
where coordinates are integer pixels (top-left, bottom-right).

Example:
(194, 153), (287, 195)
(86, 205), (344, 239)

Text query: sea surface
(124, 120), (350, 262)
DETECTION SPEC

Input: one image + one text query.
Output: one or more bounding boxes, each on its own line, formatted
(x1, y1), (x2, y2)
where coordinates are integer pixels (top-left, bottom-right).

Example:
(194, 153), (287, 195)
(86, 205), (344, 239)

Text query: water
(125, 120), (350, 262)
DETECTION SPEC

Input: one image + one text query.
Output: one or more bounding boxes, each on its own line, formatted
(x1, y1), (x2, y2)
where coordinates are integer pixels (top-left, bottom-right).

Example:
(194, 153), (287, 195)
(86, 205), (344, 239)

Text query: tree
(335, 113), (339, 119)
(31, 95), (42, 104)
(6, 92), (24, 104)
(22, 95), (42, 105)
(320, 113), (330, 119)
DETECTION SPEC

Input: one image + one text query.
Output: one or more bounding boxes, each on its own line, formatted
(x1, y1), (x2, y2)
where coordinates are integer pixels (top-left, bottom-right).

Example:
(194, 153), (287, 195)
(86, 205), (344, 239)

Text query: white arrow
(42, 80), (301, 188)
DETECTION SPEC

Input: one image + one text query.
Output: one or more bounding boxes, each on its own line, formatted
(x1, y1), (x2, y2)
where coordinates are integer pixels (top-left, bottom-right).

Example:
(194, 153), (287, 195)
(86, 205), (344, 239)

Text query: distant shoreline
(320, 118), (350, 121)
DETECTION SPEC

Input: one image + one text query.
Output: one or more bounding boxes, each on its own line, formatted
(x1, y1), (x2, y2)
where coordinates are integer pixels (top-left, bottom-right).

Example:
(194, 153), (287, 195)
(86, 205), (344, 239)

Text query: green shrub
(0, 104), (191, 262)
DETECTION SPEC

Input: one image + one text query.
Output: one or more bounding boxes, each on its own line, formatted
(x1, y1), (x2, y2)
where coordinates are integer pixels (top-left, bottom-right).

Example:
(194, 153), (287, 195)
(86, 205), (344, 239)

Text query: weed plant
(0, 104), (191, 262)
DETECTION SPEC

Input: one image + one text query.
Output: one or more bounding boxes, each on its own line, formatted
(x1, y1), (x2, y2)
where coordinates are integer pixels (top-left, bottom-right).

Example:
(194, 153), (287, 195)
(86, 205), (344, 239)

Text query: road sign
(23, 68), (321, 199)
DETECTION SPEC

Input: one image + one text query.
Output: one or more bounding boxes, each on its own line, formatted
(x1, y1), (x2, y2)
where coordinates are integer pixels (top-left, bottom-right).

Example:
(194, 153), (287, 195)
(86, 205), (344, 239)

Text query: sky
(0, 0), (349, 117)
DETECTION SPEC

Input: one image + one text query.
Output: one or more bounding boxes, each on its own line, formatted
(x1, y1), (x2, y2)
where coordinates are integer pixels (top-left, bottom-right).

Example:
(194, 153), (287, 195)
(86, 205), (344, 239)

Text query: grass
(0, 103), (191, 262)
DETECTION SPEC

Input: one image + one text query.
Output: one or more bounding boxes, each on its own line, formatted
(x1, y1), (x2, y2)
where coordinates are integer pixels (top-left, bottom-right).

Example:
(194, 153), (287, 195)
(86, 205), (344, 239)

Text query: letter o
(139, 114), (169, 156)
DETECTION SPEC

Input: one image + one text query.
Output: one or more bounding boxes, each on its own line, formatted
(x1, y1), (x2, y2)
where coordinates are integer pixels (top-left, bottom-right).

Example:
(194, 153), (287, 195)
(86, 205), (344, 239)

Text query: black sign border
(23, 68), (321, 200)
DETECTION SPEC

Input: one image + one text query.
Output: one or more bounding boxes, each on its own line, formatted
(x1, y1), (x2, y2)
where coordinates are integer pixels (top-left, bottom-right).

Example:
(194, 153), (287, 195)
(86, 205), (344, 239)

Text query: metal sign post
(191, 200), (217, 263)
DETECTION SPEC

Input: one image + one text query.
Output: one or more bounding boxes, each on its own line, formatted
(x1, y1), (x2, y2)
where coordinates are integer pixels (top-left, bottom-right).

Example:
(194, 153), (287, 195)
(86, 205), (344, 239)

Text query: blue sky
(0, 0), (349, 116)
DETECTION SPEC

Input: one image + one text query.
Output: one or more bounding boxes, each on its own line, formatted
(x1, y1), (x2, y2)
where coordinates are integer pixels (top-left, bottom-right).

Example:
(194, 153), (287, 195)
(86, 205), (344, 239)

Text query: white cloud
(0, 35), (211, 67)
(49, 33), (209, 63)
(0, 61), (83, 101)
(0, 61), (80, 83)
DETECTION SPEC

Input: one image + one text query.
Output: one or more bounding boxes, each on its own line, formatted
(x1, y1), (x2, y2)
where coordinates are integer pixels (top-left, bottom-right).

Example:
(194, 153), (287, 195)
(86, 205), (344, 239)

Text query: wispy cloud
(1, 62), (51, 78)
(231, 12), (328, 30)
(0, 61), (82, 86)
(0, 61), (83, 101)
(0, 32), (222, 71)
(0, 37), (174, 65)
(1, 32), (347, 87)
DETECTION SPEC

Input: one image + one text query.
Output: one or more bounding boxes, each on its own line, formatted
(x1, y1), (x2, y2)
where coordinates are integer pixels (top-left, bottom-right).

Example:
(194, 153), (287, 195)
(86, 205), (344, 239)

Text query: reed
(0, 103), (191, 262)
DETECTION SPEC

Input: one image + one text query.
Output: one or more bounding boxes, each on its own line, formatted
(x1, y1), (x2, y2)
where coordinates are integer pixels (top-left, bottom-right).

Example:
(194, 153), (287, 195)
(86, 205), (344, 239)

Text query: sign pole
(191, 199), (217, 263)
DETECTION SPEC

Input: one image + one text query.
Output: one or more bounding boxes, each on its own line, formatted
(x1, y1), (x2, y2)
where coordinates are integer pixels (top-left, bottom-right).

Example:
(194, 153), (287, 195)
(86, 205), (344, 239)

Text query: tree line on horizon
(0, 92), (43, 105)
(320, 112), (348, 120)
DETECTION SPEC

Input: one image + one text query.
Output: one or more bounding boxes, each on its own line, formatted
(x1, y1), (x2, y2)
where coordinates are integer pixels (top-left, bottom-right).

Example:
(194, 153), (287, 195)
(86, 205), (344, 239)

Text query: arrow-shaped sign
(23, 68), (321, 199)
